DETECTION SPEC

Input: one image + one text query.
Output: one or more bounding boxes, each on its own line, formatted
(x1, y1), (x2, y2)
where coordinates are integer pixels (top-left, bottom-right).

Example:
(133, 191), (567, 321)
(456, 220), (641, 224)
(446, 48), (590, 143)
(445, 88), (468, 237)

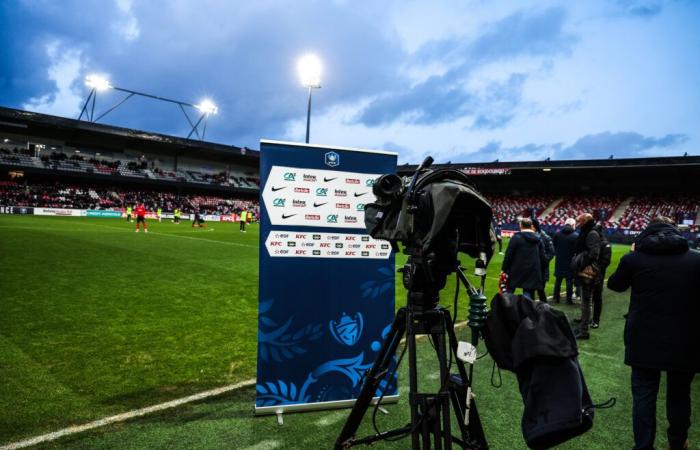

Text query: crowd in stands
(541, 196), (622, 228)
(488, 194), (555, 226)
(0, 147), (260, 189)
(0, 181), (258, 216)
(617, 196), (698, 231)
(486, 193), (699, 234)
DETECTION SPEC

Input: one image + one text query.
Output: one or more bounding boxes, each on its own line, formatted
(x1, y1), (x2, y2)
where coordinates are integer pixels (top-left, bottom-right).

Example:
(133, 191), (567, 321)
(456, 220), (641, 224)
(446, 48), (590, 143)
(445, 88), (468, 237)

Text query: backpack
(598, 242), (612, 269)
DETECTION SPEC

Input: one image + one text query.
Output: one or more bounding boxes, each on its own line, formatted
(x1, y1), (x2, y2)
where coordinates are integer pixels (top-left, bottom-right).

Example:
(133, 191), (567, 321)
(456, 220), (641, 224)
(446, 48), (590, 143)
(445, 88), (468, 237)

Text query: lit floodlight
(297, 54), (322, 88)
(85, 74), (111, 91)
(196, 99), (218, 115)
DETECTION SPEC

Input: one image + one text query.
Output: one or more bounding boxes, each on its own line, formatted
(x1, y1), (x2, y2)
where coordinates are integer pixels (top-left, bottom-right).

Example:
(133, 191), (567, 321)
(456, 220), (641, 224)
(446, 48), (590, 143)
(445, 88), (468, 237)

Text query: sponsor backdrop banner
(256, 140), (398, 413)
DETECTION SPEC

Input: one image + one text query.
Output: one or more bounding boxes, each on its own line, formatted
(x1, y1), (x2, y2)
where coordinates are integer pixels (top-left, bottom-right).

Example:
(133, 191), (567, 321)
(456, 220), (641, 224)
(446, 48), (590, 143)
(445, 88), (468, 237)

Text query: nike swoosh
(281, 214), (297, 219)
(313, 202), (328, 207)
(324, 177), (337, 182)
(271, 186), (286, 192)
(354, 192), (368, 197)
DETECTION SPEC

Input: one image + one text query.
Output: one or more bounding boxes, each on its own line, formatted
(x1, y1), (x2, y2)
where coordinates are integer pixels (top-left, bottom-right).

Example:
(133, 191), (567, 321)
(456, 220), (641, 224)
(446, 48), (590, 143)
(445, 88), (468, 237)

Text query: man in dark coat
(501, 217), (547, 300)
(533, 218), (554, 303)
(553, 218), (578, 304)
(607, 217), (700, 450)
(572, 213), (609, 338)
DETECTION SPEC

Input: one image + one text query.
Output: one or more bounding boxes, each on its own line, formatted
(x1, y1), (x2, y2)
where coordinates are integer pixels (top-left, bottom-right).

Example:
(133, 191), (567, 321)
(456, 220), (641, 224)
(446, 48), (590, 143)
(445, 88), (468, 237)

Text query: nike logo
(271, 186), (286, 192)
(324, 177), (337, 182)
(281, 214), (297, 219)
(354, 192), (368, 197)
(313, 202), (327, 207)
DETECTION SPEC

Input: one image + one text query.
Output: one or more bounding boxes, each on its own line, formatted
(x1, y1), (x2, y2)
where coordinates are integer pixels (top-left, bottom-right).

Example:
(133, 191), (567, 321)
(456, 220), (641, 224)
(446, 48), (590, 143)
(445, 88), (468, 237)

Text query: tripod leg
(334, 308), (407, 450)
(443, 310), (489, 449)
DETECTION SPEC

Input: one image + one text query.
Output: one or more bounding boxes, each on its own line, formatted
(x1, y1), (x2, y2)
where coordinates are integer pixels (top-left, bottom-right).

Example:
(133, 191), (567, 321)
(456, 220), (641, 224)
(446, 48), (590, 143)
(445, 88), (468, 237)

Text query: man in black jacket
(573, 213), (609, 338)
(553, 218), (578, 304)
(501, 217), (547, 300)
(533, 218), (554, 303)
(607, 217), (700, 450)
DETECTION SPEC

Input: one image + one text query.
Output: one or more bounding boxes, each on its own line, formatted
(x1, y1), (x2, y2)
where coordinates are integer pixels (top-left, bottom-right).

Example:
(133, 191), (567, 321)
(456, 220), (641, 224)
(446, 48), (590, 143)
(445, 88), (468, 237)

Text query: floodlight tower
(79, 74), (112, 122)
(77, 74), (218, 141)
(297, 54), (322, 143)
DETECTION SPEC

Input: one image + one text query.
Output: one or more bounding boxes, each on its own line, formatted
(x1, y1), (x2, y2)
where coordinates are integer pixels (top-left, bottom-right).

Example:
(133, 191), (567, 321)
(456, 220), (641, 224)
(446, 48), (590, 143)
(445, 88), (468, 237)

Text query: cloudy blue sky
(1, 0), (698, 163)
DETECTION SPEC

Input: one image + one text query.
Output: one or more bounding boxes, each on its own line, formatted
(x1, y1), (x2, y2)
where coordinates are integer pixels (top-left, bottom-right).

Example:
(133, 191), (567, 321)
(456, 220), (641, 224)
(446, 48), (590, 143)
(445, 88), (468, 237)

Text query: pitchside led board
(255, 140), (398, 416)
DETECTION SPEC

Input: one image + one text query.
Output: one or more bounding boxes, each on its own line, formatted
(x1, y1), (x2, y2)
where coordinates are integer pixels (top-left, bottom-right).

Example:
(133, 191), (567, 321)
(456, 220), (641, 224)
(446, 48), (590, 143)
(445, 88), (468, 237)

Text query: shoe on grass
(591, 322), (599, 329)
(574, 329), (590, 340)
(666, 439), (689, 450)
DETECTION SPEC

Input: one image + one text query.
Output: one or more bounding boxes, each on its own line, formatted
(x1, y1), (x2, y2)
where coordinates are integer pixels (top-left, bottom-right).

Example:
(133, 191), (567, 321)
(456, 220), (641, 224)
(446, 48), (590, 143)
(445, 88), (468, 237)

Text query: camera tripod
(334, 256), (490, 450)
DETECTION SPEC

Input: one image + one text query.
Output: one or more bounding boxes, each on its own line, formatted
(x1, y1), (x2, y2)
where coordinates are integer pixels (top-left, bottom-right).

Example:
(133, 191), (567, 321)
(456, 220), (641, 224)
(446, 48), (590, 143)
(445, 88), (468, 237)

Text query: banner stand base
(254, 395), (399, 421)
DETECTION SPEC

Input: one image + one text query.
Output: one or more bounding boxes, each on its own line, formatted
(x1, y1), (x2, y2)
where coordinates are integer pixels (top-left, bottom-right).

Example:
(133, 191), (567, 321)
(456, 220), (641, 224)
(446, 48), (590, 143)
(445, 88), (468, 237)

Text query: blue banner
(256, 141), (398, 412)
(86, 210), (122, 218)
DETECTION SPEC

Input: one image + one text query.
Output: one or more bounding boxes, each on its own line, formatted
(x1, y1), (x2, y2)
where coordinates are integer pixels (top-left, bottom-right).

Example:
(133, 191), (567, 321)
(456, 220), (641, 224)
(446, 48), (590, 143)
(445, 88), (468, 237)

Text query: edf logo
(325, 151), (340, 167)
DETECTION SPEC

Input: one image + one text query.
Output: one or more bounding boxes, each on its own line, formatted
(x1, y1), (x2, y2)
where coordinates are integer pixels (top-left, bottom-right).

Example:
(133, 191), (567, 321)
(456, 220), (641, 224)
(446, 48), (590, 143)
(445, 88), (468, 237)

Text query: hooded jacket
(553, 225), (578, 278)
(483, 293), (595, 449)
(607, 222), (700, 372)
(502, 231), (547, 291)
(574, 222), (606, 282)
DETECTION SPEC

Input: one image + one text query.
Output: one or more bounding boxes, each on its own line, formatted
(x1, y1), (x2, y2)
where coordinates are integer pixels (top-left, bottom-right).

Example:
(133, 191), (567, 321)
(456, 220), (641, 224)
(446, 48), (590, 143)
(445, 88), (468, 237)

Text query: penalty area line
(0, 378), (256, 450)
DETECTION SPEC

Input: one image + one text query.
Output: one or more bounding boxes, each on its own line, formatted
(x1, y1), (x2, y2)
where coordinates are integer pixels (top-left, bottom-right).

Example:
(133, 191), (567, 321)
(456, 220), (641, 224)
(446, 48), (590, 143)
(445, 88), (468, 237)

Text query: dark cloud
(0, 1), (404, 148)
(448, 131), (690, 163)
(615, 0), (664, 18)
(559, 131), (689, 159)
(356, 7), (575, 128)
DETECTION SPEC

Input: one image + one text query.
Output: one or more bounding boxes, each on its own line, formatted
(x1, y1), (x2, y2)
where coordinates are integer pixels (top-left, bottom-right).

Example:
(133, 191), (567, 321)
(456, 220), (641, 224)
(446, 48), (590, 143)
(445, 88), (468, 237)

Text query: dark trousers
(579, 281), (603, 331)
(496, 238), (502, 252)
(553, 276), (573, 302)
(240, 220), (246, 231)
(536, 288), (548, 302)
(631, 367), (695, 450)
(522, 289), (535, 300)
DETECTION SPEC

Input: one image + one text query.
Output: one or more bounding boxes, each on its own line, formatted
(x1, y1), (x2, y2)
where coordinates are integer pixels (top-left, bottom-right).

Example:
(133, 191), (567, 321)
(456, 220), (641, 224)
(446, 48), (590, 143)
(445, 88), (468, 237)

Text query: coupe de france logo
(325, 151), (340, 167)
(329, 312), (363, 346)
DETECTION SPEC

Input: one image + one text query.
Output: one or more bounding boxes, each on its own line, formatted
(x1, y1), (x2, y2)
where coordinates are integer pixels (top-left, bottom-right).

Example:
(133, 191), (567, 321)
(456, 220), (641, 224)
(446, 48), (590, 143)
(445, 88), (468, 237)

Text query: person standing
(501, 217), (547, 300)
(173, 208), (180, 224)
(157, 207), (162, 223)
(134, 203), (148, 233)
(552, 218), (578, 304)
(533, 218), (554, 303)
(239, 209), (247, 232)
(494, 222), (503, 255)
(607, 217), (700, 450)
(572, 213), (611, 339)
(126, 205), (132, 222)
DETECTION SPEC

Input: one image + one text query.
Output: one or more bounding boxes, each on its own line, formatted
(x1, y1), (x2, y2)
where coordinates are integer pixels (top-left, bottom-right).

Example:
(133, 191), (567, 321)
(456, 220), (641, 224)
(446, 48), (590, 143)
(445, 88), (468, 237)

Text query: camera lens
(373, 174), (403, 200)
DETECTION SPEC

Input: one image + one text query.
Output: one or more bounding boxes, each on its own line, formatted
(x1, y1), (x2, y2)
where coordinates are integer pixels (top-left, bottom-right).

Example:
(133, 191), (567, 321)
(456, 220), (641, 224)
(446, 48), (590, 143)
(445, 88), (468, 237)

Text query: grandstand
(0, 106), (260, 218)
(399, 157), (700, 244)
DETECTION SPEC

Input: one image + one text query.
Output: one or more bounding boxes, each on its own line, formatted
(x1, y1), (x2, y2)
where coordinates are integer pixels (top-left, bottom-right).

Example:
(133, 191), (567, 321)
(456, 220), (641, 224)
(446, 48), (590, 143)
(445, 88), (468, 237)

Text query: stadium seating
(0, 180), (258, 215)
(0, 147), (260, 189)
(617, 196), (700, 231)
(542, 196), (623, 227)
(487, 194), (556, 229)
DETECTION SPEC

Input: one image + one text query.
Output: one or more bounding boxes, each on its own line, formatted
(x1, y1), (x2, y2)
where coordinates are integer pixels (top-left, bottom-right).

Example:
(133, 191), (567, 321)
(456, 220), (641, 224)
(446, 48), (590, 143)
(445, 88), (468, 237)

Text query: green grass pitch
(1, 215), (699, 449)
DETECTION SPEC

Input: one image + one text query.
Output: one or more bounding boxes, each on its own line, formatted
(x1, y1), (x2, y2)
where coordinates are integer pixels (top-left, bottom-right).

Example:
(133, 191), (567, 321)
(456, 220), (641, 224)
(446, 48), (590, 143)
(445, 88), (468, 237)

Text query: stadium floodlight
(297, 53), (322, 143)
(195, 99), (218, 115)
(84, 74), (111, 91)
(77, 74), (218, 141)
(298, 54), (322, 88)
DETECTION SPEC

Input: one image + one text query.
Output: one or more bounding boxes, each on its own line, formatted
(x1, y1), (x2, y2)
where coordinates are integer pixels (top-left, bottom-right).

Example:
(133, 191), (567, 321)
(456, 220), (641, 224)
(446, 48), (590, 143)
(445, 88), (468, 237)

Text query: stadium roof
(0, 106), (258, 164)
(398, 154), (700, 173)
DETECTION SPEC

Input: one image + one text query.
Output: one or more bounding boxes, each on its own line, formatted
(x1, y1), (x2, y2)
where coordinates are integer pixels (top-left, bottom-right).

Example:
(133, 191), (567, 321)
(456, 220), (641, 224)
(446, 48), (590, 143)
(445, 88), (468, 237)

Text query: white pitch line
(81, 222), (257, 249)
(0, 379), (256, 450)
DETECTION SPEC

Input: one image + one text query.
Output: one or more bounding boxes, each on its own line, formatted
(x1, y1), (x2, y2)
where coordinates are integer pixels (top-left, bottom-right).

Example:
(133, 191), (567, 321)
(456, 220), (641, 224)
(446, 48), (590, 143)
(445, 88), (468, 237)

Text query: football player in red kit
(135, 203), (148, 233)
